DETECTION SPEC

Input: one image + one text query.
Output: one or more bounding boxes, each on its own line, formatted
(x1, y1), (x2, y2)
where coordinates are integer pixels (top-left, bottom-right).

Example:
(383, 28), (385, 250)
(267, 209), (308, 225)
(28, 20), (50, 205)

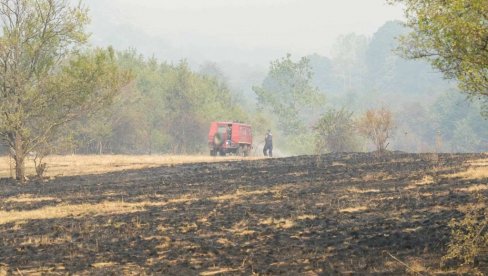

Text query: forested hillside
(2, 20), (485, 156)
(303, 21), (488, 153)
(251, 21), (487, 154)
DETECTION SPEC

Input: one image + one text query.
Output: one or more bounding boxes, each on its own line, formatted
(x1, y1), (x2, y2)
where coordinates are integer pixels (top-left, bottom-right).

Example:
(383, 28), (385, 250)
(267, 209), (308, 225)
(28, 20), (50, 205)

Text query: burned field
(0, 153), (487, 275)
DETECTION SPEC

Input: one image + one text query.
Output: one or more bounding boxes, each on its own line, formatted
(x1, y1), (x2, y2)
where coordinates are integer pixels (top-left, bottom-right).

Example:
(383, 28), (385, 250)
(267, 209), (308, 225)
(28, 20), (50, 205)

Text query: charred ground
(0, 153), (487, 275)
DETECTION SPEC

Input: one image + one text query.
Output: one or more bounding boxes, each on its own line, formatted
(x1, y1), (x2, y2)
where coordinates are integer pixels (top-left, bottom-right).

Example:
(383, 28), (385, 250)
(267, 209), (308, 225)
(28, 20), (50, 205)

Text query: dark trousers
(263, 144), (273, 157)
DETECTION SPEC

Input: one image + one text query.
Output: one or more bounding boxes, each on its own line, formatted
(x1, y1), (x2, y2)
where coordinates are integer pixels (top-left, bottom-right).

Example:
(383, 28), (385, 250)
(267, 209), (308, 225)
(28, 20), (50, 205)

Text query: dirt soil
(0, 153), (487, 275)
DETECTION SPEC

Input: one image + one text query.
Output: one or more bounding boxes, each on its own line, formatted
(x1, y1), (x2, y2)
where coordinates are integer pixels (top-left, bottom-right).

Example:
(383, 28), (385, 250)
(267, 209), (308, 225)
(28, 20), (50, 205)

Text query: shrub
(357, 107), (394, 153)
(443, 194), (488, 268)
(313, 108), (360, 154)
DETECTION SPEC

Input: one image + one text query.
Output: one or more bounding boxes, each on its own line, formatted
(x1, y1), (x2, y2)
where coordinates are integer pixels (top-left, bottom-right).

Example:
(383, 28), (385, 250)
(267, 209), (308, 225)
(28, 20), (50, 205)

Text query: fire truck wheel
(243, 146), (250, 156)
(213, 133), (223, 146)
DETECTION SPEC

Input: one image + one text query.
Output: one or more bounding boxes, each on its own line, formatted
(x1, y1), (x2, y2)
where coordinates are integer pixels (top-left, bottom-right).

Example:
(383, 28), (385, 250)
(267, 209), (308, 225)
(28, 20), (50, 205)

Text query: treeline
(3, 22), (486, 157)
(255, 21), (488, 154)
(55, 51), (269, 155)
(2, 9), (487, 160)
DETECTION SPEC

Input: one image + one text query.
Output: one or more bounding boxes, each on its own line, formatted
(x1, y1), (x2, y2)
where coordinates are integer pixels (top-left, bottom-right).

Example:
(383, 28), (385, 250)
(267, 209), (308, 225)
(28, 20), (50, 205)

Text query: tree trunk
(99, 140), (103, 155)
(14, 133), (26, 182)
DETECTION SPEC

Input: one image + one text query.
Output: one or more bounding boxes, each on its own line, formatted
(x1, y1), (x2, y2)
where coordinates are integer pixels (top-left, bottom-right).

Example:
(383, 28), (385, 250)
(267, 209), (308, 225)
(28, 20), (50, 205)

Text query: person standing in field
(263, 129), (273, 157)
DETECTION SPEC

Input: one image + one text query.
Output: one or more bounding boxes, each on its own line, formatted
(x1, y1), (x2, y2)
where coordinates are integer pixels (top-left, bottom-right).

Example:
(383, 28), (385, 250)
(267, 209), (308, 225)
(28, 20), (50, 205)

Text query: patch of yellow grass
(200, 268), (240, 276)
(210, 189), (269, 202)
(377, 196), (398, 201)
(21, 234), (73, 246)
(121, 263), (146, 275)
(0, 264), (8, 276)
(0, 195), (197, 225)
(1, 186), (307, 226)
(5, 194), (57, 203)
(297, 214), (316, 220)
(405, 257), (428, 274)
(166, 195), (198, 204)
(457, 184), (488, 193)
(339, 206), (369, 213)
(466, 158), (488, 167)
(456, 202), (486, 213)
(259, 217), (295, 229)
(211, 185), (296, 202)
(228, 220), (256, 236)
(14, 266), (66, 276)
(405, 175), (435, 190)
(403, 227), (422, 233)
(91, 262), (118, 268)
(0, 201), (145, 225)
(346, 187), (380, 194)
(449, 167), (488, 180)
(216, 238), (235, 247)
(447, 158), (488, 179)
(362, 172), (394, 182)
(420, 205), (451, 213)
(0, 154), (263, 178)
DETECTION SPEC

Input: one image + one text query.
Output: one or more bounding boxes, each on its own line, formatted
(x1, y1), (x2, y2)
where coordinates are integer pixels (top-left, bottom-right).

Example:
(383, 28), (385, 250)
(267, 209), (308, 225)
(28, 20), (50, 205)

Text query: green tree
(0, 0), (128, 181)
(253, 54), (323, 136)
(430, 91), (488, 152)
(70, 52), (248, 156)
(163, 61), (246, 153)
(331, 34), (368, 92)
(390, 0), (488, 97)
(313, 108), (361, 154)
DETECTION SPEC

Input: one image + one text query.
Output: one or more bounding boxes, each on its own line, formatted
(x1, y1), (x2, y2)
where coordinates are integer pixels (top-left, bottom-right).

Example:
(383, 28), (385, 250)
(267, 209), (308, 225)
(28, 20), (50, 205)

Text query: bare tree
(357, 107), (394, 153)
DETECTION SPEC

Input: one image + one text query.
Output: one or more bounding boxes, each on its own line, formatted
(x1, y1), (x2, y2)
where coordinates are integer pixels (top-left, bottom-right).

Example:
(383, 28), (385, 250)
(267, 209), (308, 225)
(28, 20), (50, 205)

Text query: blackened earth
(0, 153), (487, 275)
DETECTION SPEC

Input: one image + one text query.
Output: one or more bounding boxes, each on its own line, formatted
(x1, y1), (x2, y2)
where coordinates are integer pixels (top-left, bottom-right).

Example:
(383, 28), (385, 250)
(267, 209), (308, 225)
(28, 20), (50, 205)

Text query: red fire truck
(208, 121), (252, 156)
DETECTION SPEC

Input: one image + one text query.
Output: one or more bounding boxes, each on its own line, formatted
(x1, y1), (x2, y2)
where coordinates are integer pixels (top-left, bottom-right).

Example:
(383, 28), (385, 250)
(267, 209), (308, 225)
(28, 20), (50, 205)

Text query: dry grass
(296, 214), (317, 220)
(0, 195), (199, 225)
(405, 175), (435, 190)
(200, 268), (241, 275)
(210, 189), (270, 202)
(259, 217), (295, 229)
(405, 257), (428, 274)
(362, 172), (394, 182)
(0, 154), (262, 178)
(1, 187), (289, 226)
(346, 187), (381, 194)
(91, 262), (118, 268)
(0, 264), (8, 276)
(5, 194), (57, 203)
(228, 220), (256, 236)
(339, 206), (369, 213)
(457, 184), (488, 193)
(446, 158), (488, 180)
(456, 202), (486, 213)
(0, 185), (293, 226)
(449, 166), (488, 180)
(466, 158), (488, 167)
(21, 234), (73, 246)
(0, 201), (146, 225)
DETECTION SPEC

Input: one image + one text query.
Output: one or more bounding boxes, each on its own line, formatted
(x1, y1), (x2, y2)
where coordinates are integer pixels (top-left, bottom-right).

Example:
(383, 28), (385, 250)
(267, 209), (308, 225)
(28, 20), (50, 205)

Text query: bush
(313, 108), (361, 154)
(357, 107), (394, 153)
(443, 194), (488, 268)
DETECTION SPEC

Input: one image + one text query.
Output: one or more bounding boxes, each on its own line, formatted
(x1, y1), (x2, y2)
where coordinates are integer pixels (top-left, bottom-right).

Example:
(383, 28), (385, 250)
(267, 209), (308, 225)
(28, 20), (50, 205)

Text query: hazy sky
(86, 0), (405, 64)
